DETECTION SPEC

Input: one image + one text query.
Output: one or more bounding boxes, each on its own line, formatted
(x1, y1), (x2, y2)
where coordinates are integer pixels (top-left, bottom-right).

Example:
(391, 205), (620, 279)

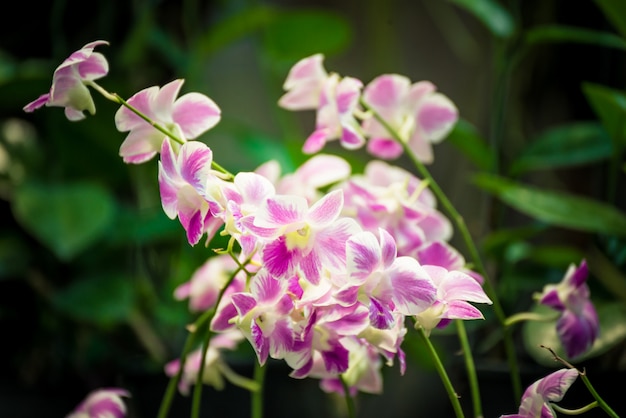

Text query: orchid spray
(23, 40), (619, 418)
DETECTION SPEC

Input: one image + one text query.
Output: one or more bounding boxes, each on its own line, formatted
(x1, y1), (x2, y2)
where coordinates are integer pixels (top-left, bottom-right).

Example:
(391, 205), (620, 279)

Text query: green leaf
(107, 205), (181, 245)
(473, 174), (626, 236)
(509, 122), (613, 175)
(52, 274), (135, 326)
(482, 224), (547, 257)
(12, 182), (116, 260)
(194, 5), (277, 58)
(523, 302), (626, 364)
(593, 0), (626, 39)
(524, 25), (626, 50)
(263, 9), (353, 62)
(581, 82), (626, 147)
(446, 119), (496, 171)
(447, 0), (515, 38)
(0, 236), (30, 279)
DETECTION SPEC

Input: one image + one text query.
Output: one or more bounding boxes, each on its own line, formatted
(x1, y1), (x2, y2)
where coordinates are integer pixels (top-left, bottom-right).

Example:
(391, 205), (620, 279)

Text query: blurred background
(1, 0), (625, 417)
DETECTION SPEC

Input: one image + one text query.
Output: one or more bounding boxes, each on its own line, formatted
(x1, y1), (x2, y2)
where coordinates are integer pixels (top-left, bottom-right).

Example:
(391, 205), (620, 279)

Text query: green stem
(87, 80), (233, 179)
(579, 373), (620, 418)
(418, 326), (465, 418)
(455, 320), (481, 418)
(504, 311), (560, 327)
(157, 325), (199, 418)
(191, 321), (213, 418)
(552, 401), (598, 415)
(251, 361), (266, 418)
(157, 253), (254, 418)
(339, 375), (356, 418)
(361, 99), (522, 403)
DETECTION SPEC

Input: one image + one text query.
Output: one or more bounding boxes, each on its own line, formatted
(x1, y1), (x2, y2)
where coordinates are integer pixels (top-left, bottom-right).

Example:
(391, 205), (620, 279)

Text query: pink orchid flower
(231, 269), (296, 365)
(362, 74), (458, 163)
(158, 139), (223, 245)
(340, 229), (437, 329)
(24, 40), (109, 121)
(341, 160), (452, 256)
(65, 387), (129, 418)
(501, 368), (579, 418)
(174, 253), (241, 312)
(164, 330), (248, 394)
(256, 154), (351, 204)
(316, 337), (384, 396)
(278, 53), (328, 110)
(278, 54), (366, 154)
(413, 265), (492, 335)
(243, 189), (361, 284)
(302, 73), (365, 154)
(538, 259), (599, 358)
(115, 79), (221, 164)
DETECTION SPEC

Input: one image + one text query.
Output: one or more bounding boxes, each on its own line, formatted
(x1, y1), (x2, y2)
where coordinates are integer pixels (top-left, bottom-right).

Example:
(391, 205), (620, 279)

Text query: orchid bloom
(164, 330), (253, 394)
(413, 265), (492, 335)
(537, 259), (599, 358)
(244, 189), (361, 285)
(173, 253), (241, 312)
(158, 139), (223, 245)
(317, 337), (384, 396)
(24, 41), (109, 121)
(361, 74), (458, 163)
(115, 79), (221, 164)
(341, 160), (452, 256)
(65, 387), (129, 418)
(278, 53), (328, 110)
(278, 54), (365, 154)
(501, 368), (579, 418)
(416, 240), (484, 284)
(340, 229), (437, 329)
(302, 73), (365, 154)
(256, 154), (351, 205)
(286, 304), (370, 379)
(231, 269), (296, 365)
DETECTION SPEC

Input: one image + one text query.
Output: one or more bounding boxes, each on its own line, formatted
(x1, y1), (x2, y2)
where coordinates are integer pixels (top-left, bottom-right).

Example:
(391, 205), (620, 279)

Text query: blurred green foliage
(1, 0), (626, 417)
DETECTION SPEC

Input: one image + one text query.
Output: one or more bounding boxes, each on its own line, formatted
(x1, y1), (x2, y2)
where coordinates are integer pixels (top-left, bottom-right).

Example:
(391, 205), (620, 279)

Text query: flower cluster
(24, 41), (609, 418)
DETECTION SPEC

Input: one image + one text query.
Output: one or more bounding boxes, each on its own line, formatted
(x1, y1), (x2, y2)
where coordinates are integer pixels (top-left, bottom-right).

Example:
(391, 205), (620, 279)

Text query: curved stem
(418, 326), (465, 418)
(191, 321), (213, 418)
(339, 375), (356, 418)
(455, 320), (481, 418)
(579, 374), (619, 418)
(361, 98), (522, 401)
(552, 401), (598, 415)
(157, 326), (199, 418)
(251, 361), (266, 418)
(504, 311), (560, 328)
(87, 81), (233, 179)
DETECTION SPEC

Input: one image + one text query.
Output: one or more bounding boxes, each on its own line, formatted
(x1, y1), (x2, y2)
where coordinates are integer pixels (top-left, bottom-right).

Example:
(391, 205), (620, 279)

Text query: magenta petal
(308, 189), (343, 226)
(390, 259), (436, 314)
(263, 237), (296, 279)
(367, 137), (403, 159)
(303, 128), (329, 154)
(535, 368), (579, 402)
(417, 93), (458, 142)
(251, 270), (284, 303)
(369, 297), (395, 329)
(231, 293), (257, 316)
(173, 92), (221, 139)
(178, 141), (213, 190)
(322, 340), (349, 374)
(23, 94), (50, 112)
(347, 231), (381, 281)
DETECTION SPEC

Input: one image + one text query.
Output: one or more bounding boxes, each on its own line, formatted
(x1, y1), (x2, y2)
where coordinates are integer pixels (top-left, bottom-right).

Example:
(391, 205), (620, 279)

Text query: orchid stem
(339, 375), (356, 418)
(191, 321), (212, 418)
(157, 252), (253, 418)
(87, 80), (233, 179)
(361, 98), (522, 403)
(455, 319), (481, 418)
(251, 361), (266, 418)
(418, 326), (465, 418)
